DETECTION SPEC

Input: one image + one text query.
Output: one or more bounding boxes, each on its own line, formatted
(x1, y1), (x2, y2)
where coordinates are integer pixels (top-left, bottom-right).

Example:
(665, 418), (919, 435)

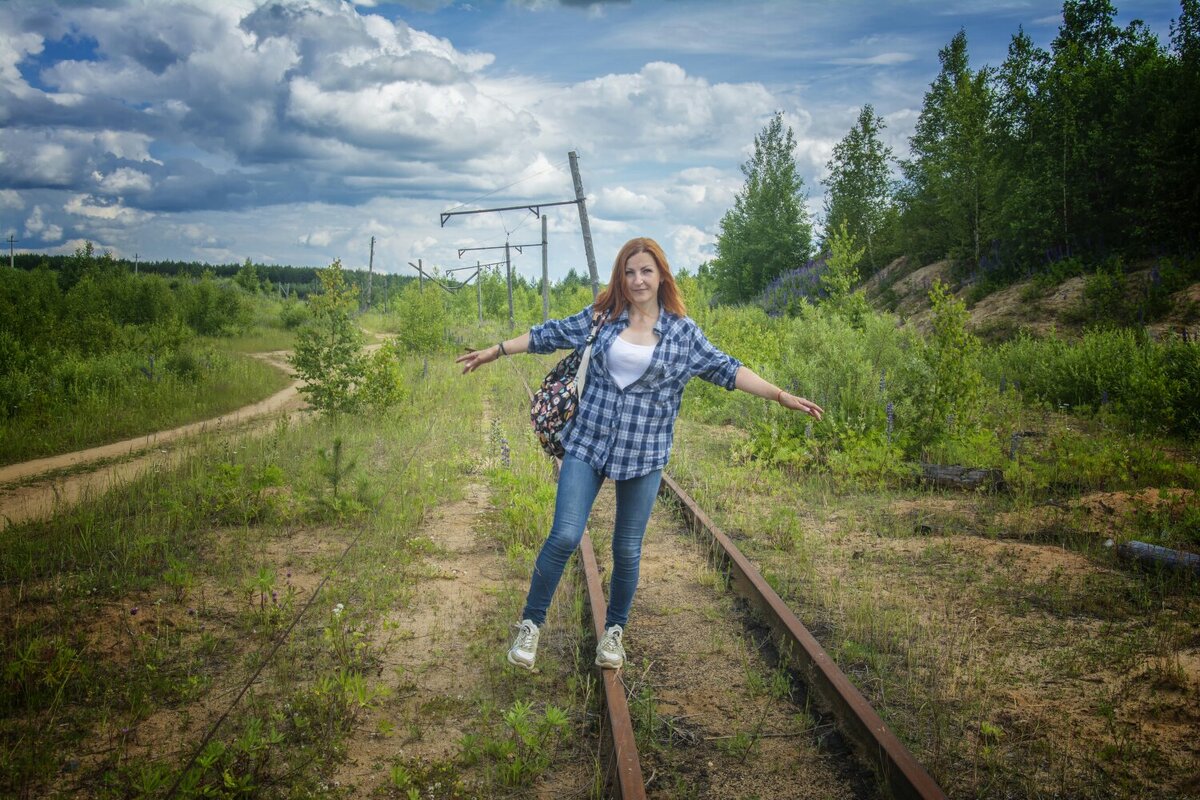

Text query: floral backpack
(530, 312), (607, 458)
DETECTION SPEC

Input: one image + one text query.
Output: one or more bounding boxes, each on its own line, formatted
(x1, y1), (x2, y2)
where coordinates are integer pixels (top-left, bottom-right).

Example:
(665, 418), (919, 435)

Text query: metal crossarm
(439, 199), (579, 227)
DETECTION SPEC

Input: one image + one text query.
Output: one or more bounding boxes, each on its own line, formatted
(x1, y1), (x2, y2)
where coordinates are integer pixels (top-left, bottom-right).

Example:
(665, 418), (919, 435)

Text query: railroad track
(509, 363), (947, 800)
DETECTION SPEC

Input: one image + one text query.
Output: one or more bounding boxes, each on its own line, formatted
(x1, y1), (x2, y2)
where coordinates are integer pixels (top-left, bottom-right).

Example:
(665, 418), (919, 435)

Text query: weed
(459, 700), (569, 788)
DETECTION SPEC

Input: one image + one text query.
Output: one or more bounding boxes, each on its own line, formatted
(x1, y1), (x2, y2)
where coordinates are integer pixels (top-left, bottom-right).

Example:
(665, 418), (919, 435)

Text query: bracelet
(776, 388), (785, 404)
(497, 341), (508, 357)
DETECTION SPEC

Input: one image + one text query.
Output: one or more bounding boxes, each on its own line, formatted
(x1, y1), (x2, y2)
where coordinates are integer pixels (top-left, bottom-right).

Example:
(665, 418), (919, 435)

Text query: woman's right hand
(456, 345), (500, 374)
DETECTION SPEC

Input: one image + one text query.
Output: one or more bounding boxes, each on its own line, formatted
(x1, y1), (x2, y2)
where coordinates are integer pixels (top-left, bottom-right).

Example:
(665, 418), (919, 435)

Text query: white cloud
(595, 186), (665, 219)
(668, 224), (715, 273)
(93, 167), (153, 194)
(0, 190), (24, 210)
(533, 62), (776, 161)
(832, 52), (915, 66)
(27, 205), (66, 243)
(300, 230), (334, 248)
(33, 143), (76, 185)
(63, 194), (153, 224)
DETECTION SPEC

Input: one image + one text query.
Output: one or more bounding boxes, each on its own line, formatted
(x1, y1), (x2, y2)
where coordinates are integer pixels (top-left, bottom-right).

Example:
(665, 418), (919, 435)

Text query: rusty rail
(577, 528), (647, 800)
(659, 473), (948, 800)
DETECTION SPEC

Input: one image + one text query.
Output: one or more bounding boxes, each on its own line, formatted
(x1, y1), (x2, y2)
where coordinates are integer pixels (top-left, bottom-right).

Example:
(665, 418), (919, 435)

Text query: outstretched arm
(734, 366), (824, 420)
(456, 332), (532, 374)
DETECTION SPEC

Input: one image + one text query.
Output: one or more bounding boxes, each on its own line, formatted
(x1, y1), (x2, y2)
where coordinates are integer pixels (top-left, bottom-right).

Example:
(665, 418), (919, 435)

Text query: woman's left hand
(778, 392), (823, 421)
(456, 345), (499, 374)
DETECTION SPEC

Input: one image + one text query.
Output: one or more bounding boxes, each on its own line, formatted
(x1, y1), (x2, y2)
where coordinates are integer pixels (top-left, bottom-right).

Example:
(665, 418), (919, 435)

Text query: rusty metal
(659, 473), (948, 800)
(577, 528), (647, 800)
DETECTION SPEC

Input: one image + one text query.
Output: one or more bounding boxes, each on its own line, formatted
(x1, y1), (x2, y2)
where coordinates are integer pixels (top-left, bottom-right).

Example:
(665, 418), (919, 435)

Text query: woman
(457, 237), (823, 671)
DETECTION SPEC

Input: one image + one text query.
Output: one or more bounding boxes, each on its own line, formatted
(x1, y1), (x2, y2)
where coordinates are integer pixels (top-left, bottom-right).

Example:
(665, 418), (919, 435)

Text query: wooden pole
(505, 240), (514, 330)
(541, 215), (549, 322)
(476, 261), (483, 325)
(569, 150), (600, 300)
(418, 257), (423, 293)
(366, 235), (374, 309)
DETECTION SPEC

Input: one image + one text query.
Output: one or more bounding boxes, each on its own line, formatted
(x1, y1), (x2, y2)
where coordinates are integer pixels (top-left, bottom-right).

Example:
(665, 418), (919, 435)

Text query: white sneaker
(595, 624), (625, 669)
(507, 620), (539, 670)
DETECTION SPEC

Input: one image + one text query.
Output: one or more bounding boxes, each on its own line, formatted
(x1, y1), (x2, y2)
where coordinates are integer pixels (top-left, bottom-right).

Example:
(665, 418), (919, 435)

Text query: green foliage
(391, 283), (449, 354)
(818, 221), (872, 327)
(825, 427), (918, 489)
(899, 5), (1199, 285)
(289, 259), (367, 415)
(822, 104), (899, 275)
(279, 299), (310, 330)
(984, 327), (1200, 437)
(234, 258), (262, 293)
(907, 281), (985, 450)
(711, 112), (815, 302)
(459, 700), (569, 788)
(180, 270), (252, 335)
(358, 340), (411, 411)
(901, 30), (995, 267)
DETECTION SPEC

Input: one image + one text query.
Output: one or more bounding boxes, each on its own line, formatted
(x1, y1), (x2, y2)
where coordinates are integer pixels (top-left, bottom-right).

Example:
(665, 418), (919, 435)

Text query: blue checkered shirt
(529, 305), (742, 480)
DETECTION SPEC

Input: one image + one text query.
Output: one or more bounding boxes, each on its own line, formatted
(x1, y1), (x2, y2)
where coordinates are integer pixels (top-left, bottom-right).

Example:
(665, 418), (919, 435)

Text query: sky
(0, 0), (1185, 283)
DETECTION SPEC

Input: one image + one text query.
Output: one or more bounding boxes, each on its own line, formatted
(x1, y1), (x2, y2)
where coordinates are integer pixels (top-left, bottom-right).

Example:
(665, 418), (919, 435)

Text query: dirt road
(0, 351), (304, 531)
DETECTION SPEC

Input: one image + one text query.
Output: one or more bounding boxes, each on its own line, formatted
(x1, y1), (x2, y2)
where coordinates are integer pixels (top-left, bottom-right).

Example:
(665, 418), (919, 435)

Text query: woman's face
(623, 251), (660, 306)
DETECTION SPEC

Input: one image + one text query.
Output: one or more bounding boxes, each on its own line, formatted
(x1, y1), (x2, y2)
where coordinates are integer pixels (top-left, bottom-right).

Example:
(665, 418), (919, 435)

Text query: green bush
(279, 299), (310, 330)
(984, 327), (1200, 437)
(290, 260), (367, 415)
(390, 284), (449, 354)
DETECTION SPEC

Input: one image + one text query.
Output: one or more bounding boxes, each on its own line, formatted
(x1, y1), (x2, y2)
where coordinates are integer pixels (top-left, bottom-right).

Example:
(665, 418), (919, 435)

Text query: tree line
(9, 251), (415, 301)
(709, 0), (1199, 304)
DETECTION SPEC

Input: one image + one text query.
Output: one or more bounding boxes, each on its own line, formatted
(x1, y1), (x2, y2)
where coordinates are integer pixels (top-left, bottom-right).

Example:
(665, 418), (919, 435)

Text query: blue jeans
(521, 453), (662, 629)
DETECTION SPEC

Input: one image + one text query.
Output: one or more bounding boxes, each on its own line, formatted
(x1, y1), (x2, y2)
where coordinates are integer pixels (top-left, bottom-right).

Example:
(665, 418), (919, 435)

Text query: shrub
(290, 260), (367, 415)
(390, 284), (449, 354)
(279, 300), (310, 330)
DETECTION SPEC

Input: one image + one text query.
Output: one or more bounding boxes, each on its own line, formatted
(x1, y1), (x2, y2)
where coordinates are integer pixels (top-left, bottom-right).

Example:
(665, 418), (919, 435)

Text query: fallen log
(918, 463), (1007, 492)
(1107, 539), (1200, 576)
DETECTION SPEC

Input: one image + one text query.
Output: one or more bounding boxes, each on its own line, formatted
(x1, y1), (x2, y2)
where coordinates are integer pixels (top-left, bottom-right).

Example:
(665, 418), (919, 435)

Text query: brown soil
(870, 257), (1200, 341)
(589, 484), (873, 799)
(331, 479), (508, 794)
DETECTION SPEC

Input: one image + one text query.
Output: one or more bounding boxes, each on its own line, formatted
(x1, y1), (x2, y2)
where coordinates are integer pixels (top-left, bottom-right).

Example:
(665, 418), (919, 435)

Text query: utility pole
(7, 234), (17, 269)
(457, 241), (540, 330)
(541, 215), (549, 321)
(418, 257), (423, 292)
(504, 240), (514, 330)
(133, 253), (138, 275)
(407, 260), (457, 294)
(439, 150), (601, 307)
(366, 235), (375, 309)
(569, 150), (600, 299)
(477, 260), (483, 324)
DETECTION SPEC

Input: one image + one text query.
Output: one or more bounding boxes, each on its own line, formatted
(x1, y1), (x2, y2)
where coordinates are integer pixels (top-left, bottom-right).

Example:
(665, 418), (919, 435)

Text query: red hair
(594, 237), (687, 321)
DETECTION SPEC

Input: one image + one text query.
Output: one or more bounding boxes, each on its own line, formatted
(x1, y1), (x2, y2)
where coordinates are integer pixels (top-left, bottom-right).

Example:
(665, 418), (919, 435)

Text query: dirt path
(0, 351), (304, 531)
(332, 478), (505, 793)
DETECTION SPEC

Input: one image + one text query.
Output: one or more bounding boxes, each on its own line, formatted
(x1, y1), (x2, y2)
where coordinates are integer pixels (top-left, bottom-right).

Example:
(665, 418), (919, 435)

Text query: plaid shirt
(529, 305), (741, 480)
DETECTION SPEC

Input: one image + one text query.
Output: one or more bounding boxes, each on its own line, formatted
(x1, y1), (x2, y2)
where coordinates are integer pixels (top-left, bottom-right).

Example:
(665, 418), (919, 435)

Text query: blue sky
(0, 0), (1183, 281)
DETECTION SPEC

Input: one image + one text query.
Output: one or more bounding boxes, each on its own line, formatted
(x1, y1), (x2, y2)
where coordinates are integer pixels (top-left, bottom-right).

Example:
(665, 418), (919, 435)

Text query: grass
(1, 355), (461, 797)
(668, 415), (1200, 800)
(2, 347), (614, 799)
(212, 328), (296, 354)
(0, 345), (293, 467)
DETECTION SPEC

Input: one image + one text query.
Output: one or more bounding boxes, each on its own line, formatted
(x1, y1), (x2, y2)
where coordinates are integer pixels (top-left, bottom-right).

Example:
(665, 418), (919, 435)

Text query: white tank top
(608, 335), (655, 390)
